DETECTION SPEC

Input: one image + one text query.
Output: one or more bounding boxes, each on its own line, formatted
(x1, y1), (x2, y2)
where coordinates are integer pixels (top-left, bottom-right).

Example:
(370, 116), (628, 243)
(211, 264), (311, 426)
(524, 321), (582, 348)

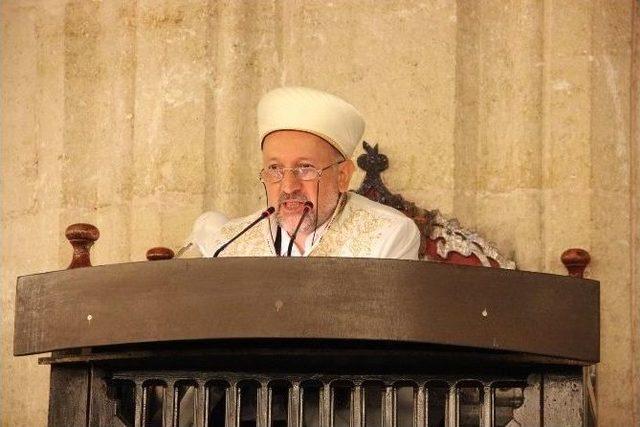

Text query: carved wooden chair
(355, 141), (515, 269)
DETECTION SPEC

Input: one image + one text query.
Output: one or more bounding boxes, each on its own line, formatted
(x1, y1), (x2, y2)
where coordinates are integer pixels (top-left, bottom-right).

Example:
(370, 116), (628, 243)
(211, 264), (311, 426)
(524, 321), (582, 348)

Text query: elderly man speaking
(201, 87), (420, 259)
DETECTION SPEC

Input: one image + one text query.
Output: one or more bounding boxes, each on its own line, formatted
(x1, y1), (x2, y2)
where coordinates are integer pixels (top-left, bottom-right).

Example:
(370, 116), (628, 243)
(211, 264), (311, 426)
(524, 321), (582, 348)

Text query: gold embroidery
(212, 216), (273, 257)
(210, 193), (392, 258)
(311, 193), (391, 257)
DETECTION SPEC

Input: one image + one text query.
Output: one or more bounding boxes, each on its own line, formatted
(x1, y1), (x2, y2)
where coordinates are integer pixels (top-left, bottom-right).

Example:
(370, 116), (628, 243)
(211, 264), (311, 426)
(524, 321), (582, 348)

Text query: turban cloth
(258, 87), (365, 158)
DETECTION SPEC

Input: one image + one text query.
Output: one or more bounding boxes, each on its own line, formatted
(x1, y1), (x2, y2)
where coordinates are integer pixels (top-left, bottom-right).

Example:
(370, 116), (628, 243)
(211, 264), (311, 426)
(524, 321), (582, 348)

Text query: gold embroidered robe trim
(205, 192), (420, 259)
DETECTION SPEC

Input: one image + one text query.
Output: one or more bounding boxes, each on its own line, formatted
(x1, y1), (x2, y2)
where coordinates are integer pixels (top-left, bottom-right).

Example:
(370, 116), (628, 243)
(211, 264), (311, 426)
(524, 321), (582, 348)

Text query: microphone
(213, 207), (275, 257)
(287, 201), (314, 257)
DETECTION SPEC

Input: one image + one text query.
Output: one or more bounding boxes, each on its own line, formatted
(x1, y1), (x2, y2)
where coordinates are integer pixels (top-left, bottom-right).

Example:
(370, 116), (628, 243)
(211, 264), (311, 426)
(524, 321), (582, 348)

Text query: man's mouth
(279, 200), (306, 213)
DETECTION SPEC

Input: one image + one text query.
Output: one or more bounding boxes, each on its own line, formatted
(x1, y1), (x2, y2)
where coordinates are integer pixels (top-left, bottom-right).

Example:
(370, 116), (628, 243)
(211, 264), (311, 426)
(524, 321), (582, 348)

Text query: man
(199, 86), (420, 259)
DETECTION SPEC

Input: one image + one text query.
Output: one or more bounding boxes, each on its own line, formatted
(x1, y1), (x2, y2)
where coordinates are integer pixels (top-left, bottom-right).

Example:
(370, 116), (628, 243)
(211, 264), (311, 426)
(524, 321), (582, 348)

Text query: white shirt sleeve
(188, 211), (229, 257)
(375, 217), (421, 260)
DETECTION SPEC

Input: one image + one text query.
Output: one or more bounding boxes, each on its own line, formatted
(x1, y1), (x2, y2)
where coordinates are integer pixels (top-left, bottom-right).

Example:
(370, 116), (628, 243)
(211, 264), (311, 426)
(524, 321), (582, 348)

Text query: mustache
(277, 192), (308, 205)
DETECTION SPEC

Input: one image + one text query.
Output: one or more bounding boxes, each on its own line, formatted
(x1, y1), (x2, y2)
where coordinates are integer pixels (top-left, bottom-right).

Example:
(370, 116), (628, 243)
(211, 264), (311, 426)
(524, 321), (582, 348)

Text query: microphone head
(303, 201), (314, 210)
(264, 206), (276, 216)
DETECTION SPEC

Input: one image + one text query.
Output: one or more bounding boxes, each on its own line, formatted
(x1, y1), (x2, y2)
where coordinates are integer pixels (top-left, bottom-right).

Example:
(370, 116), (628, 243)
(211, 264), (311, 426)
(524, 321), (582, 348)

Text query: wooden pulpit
(14, 258), (599, 427)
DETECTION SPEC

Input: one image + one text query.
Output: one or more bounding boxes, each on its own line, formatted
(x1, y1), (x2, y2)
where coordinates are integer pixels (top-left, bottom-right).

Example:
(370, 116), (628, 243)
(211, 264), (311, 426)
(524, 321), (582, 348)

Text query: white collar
(277, 220), (330, 256)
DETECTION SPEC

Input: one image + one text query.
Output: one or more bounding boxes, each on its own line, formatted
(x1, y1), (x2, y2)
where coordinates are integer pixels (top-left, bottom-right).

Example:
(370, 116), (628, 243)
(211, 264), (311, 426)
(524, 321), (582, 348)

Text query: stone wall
(2, 1), (638, 425)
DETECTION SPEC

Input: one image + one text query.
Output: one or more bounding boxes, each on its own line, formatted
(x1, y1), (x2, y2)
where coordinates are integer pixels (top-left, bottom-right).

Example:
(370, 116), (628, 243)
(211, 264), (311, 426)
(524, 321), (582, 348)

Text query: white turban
(257, 87), (365, 159)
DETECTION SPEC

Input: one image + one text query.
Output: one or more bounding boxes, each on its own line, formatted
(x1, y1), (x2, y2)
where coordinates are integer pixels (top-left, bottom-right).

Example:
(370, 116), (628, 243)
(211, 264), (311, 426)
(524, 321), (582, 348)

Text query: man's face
(262, 130), (354, 236)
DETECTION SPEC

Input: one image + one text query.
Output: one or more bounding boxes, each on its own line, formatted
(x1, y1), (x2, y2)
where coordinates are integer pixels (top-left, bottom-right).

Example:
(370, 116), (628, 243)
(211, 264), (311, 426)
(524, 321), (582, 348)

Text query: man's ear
(338, 159), (355, 193)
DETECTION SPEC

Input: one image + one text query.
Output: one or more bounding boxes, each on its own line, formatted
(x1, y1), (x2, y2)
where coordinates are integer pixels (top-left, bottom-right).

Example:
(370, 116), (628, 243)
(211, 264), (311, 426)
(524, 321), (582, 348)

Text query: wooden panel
(14, 258), (599, 362)
(48, 363), (89, 427)
(88, 366), (129, 427)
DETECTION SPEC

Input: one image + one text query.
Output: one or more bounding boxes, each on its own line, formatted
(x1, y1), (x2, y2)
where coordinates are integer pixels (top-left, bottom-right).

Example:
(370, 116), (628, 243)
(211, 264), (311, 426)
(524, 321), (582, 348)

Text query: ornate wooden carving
(146, 246), (175, 261)
(356, 141), (515, 269)
(561, 248), (591, 278)
(65, 223), (100, 269)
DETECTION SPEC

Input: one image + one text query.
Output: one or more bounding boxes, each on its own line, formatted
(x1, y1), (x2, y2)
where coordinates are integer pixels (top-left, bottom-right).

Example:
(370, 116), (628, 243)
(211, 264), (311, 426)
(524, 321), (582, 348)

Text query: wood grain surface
(13, 258), (599, 362)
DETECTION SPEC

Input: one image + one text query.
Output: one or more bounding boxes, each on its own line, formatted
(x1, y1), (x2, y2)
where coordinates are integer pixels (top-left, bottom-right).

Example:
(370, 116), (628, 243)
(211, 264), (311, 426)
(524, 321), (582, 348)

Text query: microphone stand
(213, 207), (275, 257)
(287, 202), (314, 257)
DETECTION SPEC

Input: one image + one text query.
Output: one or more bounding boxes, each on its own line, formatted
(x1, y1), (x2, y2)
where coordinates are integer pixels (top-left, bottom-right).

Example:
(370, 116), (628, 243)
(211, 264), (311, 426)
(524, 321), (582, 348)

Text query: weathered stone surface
(631, 1), (640, 421)
(1, 1), (638, 425)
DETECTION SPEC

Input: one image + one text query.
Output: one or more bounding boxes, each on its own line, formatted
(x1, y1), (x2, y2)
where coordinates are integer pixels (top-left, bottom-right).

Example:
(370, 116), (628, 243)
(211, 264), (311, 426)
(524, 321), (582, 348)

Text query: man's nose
(280, 169), (302, 193)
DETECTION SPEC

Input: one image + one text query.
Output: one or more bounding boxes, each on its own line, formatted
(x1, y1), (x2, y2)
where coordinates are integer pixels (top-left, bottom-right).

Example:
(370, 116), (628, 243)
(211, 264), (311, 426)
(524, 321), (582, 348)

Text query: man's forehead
(263, 152), (327, 165)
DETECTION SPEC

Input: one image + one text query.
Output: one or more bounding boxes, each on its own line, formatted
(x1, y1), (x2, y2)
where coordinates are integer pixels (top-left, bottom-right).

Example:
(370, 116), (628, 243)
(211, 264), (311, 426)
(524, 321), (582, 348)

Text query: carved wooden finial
(561, 248), (591, 278)
(65, 223), (100, 269)
(356, 141), (405, 211)
(146, 247), (175, 261)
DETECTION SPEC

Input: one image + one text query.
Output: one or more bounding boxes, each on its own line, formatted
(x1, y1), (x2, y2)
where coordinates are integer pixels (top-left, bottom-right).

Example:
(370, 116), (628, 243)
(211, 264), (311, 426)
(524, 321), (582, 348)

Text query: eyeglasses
(259, 161), (344, 183)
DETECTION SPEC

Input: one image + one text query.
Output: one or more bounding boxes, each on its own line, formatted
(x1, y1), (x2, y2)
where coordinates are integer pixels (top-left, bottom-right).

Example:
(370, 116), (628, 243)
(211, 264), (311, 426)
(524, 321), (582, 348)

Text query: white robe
(198, 192), (420, 260)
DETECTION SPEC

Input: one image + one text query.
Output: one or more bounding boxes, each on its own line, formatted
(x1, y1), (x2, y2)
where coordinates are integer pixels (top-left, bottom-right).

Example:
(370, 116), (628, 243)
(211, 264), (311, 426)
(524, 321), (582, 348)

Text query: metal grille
(110, 373), (535, 427)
